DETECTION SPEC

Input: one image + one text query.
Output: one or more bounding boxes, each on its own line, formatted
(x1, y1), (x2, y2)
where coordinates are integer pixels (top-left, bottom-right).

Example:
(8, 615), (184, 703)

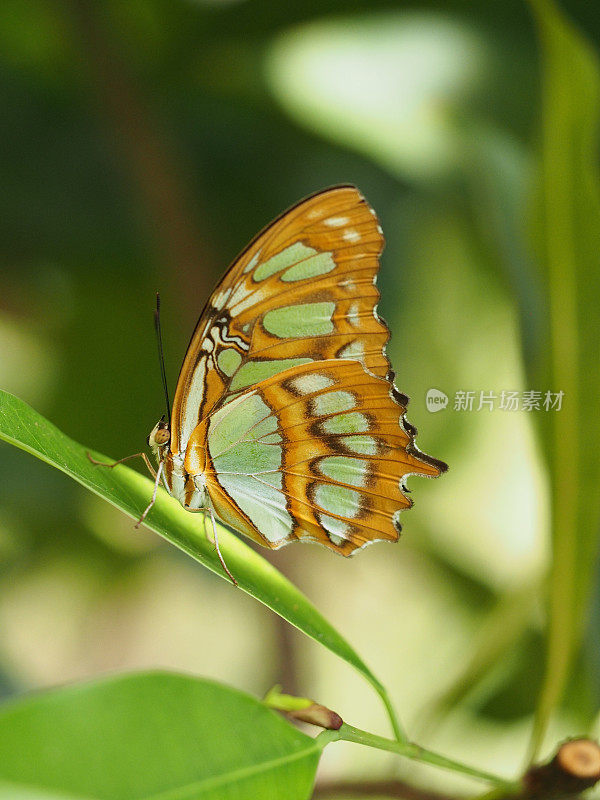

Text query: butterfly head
(147, 415), (171, 459)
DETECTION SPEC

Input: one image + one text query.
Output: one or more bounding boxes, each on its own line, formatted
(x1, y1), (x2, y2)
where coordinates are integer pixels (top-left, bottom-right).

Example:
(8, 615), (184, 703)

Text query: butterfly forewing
(170, 186), (389, 455)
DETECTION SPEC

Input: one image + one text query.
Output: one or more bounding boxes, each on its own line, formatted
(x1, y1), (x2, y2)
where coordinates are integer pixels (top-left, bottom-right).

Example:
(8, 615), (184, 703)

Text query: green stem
(319, 724), (519, 790)
(372, 680), (405, 742)
(471, 788), (523, 800)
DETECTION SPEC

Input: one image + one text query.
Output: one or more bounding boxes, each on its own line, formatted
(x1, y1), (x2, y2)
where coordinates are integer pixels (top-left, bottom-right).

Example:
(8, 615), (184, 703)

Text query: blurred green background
(1, 0), (599, 795)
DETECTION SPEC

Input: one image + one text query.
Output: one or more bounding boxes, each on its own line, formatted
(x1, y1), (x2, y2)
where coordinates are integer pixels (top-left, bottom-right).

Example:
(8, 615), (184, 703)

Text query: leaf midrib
(144, 742), (321, 800)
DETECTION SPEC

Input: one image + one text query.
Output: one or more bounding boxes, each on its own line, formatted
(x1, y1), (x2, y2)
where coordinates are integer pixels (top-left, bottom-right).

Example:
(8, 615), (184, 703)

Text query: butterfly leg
(134, 460), (164, 529)
(208, 507), (237, 587)
(202, 509), (215, 545)
(87, 451), (157, 479)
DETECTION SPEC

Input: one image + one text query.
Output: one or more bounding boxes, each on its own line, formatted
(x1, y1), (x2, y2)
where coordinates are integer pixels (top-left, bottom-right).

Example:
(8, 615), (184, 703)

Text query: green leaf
(0, 389), (402, 740)
(0, 670), (511, 799)
(527, 0), (600, 755)
(0, 671), (324, 800)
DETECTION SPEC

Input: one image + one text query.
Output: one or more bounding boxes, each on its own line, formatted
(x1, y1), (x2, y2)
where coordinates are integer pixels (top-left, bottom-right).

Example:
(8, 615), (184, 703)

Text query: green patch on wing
(207, 392), (291, 542)
(213, 440), (281, 475)
(341, 435), (379, 455)
(314, 483), (362, 518)
(253, 242), (317, 281)
(318, 455), (369, 487)
(217, 348), (242, 376)
(263, 302), (336, 338)
(312, 390), (356, 416)
(218, 472), (293, 543)
(323, 412), (370, 435)
(208, 394), (276, 458)
(229, 358), (312, 391)
(282, 251), (335, 282)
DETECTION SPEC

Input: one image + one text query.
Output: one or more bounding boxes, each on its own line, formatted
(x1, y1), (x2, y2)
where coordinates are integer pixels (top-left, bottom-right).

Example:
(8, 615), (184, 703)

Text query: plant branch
(320, 724), (518, 790)
(313, 778), (455, 799)
(463, 739), (600, 800)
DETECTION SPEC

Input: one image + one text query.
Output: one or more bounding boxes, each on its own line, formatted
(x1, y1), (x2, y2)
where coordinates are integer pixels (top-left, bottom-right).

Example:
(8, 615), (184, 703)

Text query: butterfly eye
(148, 418), (171, 448)
(154, 428), (170, 446)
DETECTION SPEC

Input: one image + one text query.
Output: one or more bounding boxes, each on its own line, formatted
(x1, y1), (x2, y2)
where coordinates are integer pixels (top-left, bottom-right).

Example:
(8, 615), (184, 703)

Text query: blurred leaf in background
(525, 0), (600, 758)
(1, 0), (600, 796)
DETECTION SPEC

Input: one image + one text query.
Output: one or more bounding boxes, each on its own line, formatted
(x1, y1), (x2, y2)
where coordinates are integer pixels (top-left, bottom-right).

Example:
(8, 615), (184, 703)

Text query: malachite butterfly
(113, 186), (447, 583)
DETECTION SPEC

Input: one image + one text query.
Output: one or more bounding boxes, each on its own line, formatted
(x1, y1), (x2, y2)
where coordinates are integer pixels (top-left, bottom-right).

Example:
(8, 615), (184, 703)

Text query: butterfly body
(149, 186), (446, 557)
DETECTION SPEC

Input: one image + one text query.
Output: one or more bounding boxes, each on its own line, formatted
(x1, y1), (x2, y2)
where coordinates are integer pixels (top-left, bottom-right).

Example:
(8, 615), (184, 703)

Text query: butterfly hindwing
(184, 360), (443, 554)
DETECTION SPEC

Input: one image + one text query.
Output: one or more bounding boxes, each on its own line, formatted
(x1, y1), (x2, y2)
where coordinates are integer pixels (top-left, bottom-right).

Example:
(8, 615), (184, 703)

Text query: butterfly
(93, 186), (446, 584)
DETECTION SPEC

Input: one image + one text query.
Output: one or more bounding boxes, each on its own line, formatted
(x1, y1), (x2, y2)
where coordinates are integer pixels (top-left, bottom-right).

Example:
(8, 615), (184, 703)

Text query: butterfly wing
(170, 185), (391, 456)
(168, 184), (446, 552)
(186, 360), (443, 554)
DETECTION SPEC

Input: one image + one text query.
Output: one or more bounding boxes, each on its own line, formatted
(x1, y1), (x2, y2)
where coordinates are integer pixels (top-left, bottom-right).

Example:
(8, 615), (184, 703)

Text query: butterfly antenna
(154, 293), (172, 423)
